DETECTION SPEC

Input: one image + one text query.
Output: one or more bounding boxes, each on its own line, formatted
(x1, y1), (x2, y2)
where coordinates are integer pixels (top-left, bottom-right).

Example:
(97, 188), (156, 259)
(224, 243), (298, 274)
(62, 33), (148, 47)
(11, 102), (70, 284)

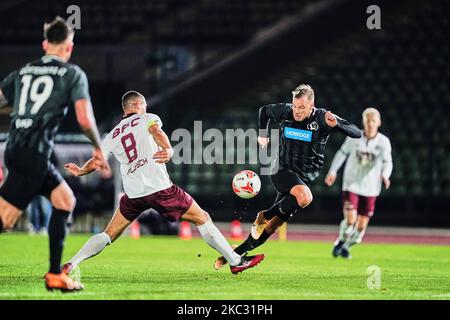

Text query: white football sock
(338, 219), (353, 241)
(68, 232), (111, 267)
(355, 228), (366, 243)
(197, 219), (241, 266)
(343, 228), (363, 249)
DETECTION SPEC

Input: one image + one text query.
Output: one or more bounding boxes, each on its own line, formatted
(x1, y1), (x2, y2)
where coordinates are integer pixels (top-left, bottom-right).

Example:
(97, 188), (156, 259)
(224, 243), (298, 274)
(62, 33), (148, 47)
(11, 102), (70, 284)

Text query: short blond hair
(292, 84), (314, 101)
(362, 107), (381, 121)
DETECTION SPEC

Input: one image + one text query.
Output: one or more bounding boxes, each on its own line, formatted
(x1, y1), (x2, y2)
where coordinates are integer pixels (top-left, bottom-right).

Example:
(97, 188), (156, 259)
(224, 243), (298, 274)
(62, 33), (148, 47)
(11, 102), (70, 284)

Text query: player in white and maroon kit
(325, 108), (392, 258)
(62, 91), (264, 282)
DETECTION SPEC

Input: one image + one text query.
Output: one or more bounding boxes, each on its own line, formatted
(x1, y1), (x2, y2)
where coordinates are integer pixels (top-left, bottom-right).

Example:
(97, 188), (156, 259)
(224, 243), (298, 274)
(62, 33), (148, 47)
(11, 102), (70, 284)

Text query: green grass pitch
(1, 233), (449, 300)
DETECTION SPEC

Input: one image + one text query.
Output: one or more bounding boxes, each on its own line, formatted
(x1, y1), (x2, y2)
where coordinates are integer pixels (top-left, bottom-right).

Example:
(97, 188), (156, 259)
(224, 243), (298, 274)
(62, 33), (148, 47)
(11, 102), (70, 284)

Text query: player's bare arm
(380, 137), (393, 190)
(148, 124), (174, 163)
(257, 136), (270, 148)
(0, 89), (13, 116)
(74, 98), (109, 170)
(64, 157), (98, 177)
(0, 89), (9, 108)
(74, 98), (103, 148)
(325, 172), (337, 186)
(382, 176), (391, 189)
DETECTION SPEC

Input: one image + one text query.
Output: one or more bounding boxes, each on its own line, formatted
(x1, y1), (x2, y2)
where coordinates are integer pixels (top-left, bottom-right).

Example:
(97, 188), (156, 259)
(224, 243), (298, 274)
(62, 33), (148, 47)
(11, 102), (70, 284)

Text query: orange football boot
(44, 272), (84, 292)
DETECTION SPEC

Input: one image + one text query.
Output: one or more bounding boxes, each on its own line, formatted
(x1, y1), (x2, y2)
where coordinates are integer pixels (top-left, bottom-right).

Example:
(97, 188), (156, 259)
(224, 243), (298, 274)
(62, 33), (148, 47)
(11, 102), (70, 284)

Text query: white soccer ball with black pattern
(232, 170), (261, 199)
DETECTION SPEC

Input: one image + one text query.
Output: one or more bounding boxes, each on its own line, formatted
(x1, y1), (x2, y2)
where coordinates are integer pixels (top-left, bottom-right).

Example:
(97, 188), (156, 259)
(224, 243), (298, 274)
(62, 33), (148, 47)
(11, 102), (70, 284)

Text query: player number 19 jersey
(102, 113), (173, 198)
(0, 55), (90, 159)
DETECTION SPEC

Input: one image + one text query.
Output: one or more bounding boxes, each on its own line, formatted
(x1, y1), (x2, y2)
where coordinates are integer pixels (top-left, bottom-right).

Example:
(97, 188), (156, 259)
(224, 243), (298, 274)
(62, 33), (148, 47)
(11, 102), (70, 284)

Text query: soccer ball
(232, 170), (261, 199)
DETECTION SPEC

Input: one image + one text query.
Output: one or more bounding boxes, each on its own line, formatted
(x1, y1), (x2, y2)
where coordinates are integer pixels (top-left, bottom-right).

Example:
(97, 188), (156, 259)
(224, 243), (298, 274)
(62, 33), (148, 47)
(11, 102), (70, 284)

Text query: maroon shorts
(119, 185), (194, 222)
(342, 191), (377, 218)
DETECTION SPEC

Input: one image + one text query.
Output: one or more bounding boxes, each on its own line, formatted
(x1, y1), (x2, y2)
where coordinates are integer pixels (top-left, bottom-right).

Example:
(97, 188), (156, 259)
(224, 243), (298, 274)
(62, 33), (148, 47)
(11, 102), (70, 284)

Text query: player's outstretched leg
(216, 185), (312, 269)
(218, 195), (297, 267)
(241, 185), (312, 254)
(333, 201), (357, 257)
(251, 211), (268, 240)
(181, 200), (264, 274)
(214, 213), (283, 270)
(250, 193), (284, 239)
(0, 197), (23, 232)
(235, 215), (285, 257)
(63, 207), (129, 274)
(332, 200), (357, 257)
(45, 182), (83, 292)
(340, 215), (369, 259)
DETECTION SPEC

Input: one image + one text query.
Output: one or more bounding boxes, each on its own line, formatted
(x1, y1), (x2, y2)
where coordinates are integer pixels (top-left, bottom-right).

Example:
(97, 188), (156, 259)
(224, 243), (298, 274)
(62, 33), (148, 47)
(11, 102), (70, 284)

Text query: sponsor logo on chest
(284, 127), (313, 142)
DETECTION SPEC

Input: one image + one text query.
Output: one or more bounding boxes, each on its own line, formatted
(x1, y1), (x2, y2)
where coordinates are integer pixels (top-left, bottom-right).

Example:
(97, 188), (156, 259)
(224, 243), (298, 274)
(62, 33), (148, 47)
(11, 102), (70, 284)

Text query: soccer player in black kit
(0, 17), (108, 291)
(215, 84), (361, 268)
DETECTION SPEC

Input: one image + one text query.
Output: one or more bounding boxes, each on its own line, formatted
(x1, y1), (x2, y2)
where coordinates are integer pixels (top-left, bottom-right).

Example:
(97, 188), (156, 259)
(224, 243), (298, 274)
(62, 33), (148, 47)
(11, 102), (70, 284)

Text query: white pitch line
(0, 292), (108, 297)
(0, 291), (448, 299)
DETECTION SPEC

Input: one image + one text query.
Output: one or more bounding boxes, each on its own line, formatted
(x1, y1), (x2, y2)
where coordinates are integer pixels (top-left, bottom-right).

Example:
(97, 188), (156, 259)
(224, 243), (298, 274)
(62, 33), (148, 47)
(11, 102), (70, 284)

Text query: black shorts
(270, 168), (308, 194)
(265, 169), (310, 222)
(0, 148), (63, 210)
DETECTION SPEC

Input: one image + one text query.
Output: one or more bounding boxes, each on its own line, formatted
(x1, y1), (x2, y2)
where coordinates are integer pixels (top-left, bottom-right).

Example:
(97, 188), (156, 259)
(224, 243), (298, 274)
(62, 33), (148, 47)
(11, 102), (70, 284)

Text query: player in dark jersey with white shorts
(215, 84), (361, 268)
(0, 17), (108, 291)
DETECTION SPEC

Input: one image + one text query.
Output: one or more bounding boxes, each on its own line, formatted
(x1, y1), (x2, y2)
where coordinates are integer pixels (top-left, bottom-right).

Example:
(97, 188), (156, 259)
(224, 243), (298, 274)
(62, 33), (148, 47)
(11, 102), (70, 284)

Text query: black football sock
(234, 229), (273, 256)
(263, 194), (285, 220)
(48, 208), (70, 274)
(261, 206), (278, 221)
(0, 219), (3, 233)
(257, 229), (272, 243)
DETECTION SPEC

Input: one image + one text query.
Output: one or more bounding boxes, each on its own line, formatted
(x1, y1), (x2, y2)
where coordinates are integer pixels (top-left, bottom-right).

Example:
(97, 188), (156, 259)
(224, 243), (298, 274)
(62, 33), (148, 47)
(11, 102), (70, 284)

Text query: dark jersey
(259, 103), (361, 183)
(0, 55), (90, 159)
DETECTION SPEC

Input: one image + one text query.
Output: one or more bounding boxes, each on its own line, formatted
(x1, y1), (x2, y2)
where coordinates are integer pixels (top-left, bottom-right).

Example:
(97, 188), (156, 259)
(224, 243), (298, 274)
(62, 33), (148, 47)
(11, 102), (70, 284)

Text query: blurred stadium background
(0, 0), (449, 235)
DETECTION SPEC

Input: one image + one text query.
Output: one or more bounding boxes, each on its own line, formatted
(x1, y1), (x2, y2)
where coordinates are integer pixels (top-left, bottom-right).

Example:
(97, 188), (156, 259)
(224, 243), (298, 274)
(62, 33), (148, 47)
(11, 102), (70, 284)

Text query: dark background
(0, 0), (449, 227)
